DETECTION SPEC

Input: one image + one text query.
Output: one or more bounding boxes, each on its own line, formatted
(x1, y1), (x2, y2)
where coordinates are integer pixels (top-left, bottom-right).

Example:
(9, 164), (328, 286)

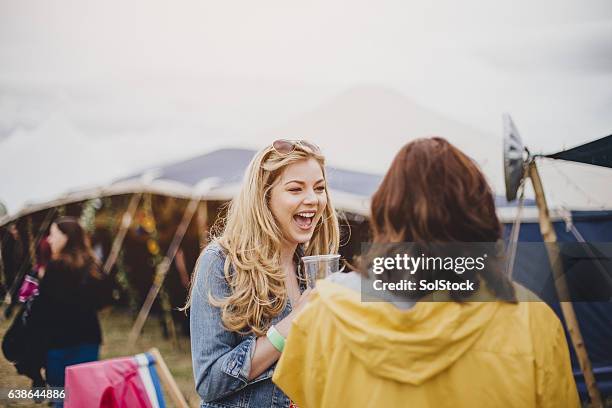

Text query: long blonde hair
(186, 143), (340, 336)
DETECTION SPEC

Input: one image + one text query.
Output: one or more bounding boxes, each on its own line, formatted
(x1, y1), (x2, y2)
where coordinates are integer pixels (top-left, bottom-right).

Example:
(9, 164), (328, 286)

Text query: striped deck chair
(64, 348), (188, 408)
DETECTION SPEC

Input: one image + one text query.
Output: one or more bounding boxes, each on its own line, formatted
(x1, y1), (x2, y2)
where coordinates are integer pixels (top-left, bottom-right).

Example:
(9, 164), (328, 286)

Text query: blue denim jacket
(190, 242), (304, 408)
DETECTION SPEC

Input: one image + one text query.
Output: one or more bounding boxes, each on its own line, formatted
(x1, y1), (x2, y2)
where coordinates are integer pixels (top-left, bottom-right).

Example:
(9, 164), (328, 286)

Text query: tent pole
(102, 193), (142, 276)
(128, 195), (201, 348)
(506, 175), (526, 278)
(196, 201), (208, 249)
(528, 160), (603, 407)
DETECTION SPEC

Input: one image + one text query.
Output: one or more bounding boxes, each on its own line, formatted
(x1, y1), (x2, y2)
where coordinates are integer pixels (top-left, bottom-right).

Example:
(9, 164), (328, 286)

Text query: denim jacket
(190, 241), (305, 408)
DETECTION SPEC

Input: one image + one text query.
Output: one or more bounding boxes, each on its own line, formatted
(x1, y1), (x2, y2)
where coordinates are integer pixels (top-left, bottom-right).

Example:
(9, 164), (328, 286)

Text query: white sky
(1, 0), (611, 213)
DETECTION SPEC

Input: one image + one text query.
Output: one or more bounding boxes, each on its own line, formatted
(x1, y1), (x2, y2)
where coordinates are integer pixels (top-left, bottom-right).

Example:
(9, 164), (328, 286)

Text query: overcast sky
(1, 0), (611, 212)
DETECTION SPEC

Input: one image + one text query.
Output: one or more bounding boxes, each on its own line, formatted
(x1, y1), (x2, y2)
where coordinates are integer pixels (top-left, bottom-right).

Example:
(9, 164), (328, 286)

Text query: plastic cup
(301, 254), (341, 288)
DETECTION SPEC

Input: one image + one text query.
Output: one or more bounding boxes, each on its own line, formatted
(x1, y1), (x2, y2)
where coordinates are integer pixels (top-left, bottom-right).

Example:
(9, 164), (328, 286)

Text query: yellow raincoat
(273, 279), (580, 408)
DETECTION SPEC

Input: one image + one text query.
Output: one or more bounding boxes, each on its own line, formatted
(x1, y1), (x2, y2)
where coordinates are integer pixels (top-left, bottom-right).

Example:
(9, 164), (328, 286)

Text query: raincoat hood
(273, 278), (579, 408)
(314, 279), (499, 385)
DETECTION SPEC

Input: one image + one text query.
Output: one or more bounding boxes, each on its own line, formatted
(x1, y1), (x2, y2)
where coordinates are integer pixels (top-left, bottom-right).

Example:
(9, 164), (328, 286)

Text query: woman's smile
(293, 211), (316, 230)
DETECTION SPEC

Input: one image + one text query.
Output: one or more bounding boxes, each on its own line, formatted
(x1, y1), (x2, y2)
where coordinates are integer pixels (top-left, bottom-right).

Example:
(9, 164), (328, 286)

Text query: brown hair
(367, 137), (515, 301)
(54, 216), (101, 278)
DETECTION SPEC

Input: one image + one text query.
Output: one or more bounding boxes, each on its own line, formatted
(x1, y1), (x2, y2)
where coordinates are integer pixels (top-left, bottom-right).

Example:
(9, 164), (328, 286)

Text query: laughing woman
(185, 140), (339, 408)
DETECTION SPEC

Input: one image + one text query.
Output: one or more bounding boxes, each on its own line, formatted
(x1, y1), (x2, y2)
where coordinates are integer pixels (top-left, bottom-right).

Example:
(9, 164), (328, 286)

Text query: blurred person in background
(29, 216), (111, 405)
(273, 137), (579, 408)
(2, 229), (49, 390)
(185, 140), (339, 407)
(1, 224), (26, 314)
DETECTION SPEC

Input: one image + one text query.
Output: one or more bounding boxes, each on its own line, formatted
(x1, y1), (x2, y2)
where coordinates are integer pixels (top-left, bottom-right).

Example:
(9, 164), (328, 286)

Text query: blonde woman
(186, 140), (339, 407)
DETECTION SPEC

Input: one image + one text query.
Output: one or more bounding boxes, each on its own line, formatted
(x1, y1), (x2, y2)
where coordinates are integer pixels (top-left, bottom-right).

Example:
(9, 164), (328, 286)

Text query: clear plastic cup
(301, 254), (341, 288)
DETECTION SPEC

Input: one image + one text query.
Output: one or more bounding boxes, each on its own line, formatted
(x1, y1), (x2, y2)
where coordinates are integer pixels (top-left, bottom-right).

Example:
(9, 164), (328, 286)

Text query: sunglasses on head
(272, 139), (320, 155)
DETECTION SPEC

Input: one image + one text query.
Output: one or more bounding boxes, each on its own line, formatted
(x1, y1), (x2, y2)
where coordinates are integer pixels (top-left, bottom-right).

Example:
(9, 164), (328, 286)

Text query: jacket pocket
(201, 386), (251, 408)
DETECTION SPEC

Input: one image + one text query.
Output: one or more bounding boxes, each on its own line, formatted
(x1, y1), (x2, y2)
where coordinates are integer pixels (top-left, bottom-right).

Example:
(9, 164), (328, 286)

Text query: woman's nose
(303, 189), (317, 204)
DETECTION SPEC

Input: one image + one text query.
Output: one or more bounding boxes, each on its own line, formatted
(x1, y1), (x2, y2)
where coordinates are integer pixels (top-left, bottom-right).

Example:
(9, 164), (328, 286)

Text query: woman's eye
(288, 188), (301, 192)
(316, 186), (325, 192)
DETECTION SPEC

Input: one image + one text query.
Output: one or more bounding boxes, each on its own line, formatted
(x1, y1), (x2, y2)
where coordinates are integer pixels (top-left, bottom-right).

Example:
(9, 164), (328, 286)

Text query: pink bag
(18, 274), (39, 303)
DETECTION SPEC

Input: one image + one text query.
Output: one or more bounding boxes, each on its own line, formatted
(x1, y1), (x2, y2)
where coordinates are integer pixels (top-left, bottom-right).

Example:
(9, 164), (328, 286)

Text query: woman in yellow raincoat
(273, 137), (580, 408)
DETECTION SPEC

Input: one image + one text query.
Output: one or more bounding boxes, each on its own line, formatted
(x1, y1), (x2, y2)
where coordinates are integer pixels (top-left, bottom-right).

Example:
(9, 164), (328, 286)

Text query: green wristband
(266, 325), (286, 353)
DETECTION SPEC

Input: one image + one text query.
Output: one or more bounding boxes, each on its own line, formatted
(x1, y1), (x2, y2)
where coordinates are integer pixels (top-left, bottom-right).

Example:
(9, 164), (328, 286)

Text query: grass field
(0, 307), (199, 408)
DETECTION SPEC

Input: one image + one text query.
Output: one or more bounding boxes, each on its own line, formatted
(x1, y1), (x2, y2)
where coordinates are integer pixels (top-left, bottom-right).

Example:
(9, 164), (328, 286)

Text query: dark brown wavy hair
(366, 137), (516, 301)
(54, 216), (101, 278)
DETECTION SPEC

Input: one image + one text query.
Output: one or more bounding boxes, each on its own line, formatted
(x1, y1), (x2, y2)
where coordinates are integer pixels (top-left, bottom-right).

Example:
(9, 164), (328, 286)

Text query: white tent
(263, 86), (612, 211)
(1, 85), (610, 222)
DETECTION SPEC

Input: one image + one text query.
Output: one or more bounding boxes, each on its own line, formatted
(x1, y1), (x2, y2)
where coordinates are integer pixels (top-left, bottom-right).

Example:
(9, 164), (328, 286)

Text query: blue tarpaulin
(504, 211), (612, 400)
